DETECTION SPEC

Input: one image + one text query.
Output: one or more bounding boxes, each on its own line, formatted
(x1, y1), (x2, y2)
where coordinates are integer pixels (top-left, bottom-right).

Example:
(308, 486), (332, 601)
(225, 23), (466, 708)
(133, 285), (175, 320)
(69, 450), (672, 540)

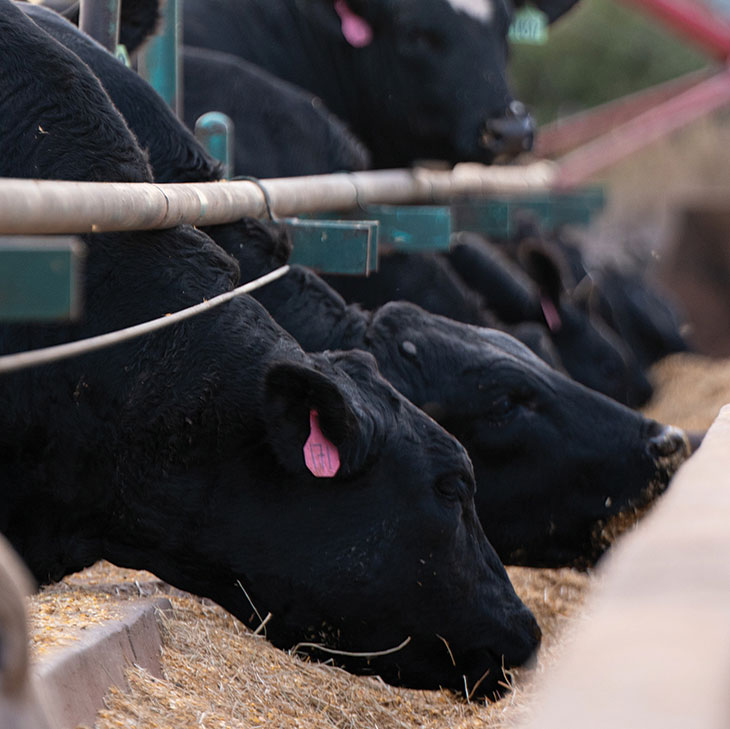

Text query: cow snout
(480, 101), (535, 160)
(646, 424), (690, 461)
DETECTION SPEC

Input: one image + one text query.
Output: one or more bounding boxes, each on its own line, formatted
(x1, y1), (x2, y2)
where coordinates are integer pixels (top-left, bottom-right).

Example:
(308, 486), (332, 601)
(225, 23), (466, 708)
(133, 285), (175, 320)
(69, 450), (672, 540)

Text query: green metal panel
(451, 200), (513, 237)
(360, 205), (452, 251)
(451, 186), (606, 238)
(505, 187), (606, 229)
(284, 219), (378, 275)
(313, 205), (452, 251)
(0, 236), (85, 321)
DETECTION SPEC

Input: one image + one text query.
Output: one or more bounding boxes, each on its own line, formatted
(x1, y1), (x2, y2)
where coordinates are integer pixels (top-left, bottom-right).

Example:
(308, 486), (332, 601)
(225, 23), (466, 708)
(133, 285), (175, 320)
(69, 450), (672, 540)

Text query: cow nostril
(481, 102), (535, 158)
(646, 425), (690, 460)
(531, 619), (542, 642)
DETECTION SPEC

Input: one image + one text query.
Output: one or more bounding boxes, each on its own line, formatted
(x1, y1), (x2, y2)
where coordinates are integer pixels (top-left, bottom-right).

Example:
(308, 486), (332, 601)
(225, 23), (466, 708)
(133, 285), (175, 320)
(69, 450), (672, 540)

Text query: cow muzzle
(480, 101), (535, 161)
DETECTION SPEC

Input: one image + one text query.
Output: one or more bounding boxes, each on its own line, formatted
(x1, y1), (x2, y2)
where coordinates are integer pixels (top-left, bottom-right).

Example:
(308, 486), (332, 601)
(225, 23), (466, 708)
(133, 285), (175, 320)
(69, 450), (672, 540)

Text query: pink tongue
(540, 295), (563, 333)
(334, 0), (373, 47)
(304, 409), (341, 478)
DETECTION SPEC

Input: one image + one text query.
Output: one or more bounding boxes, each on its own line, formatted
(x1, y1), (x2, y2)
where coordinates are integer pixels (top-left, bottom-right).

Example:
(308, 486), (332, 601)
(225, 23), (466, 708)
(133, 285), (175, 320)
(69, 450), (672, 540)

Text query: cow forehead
(444, 0), (495, 23)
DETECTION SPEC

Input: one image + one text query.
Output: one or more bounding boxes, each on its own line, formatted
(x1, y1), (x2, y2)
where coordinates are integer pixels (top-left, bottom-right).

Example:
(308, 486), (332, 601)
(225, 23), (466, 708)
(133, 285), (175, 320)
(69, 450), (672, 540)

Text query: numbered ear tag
(509, 6), (549, 45)
(304, 410), (341, 478)
(540, 295), (562, 333)
(334, 0), (374, 47)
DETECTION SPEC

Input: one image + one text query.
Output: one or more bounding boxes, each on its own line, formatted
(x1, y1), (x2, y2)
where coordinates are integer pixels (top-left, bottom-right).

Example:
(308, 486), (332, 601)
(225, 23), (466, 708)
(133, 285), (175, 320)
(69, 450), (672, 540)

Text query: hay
(26, 563), (590, 729)
(28, 589), (122, 658)
(643, 352), (730, 431)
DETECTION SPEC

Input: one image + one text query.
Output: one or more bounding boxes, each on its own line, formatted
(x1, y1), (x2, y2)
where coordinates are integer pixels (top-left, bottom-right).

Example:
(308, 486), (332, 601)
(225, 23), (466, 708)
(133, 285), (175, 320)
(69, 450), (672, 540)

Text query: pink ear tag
(304, 409), (341, 478)
(334, 0), (373, 47)
(540, 295), (562, 333)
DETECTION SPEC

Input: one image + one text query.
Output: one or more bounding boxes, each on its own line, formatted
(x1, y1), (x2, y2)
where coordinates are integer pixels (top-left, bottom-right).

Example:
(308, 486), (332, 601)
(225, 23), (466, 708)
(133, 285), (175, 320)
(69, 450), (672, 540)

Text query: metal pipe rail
(0, 162), (557, 235)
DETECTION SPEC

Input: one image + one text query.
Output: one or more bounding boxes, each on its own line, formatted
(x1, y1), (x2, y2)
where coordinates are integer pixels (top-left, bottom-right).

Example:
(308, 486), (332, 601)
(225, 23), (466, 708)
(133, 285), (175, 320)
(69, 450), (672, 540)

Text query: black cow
(495, 222), (691, 371)
(31, 9), (689, 568)
(588, 265), (690, 368)
(1, 2), (540, 696)
(182, 45), (371, 177)
(21, 3), (369, 180)
(227, 251), (689, 568)
(326, 237), (653, 407)
(322, 251), (565, 369)
(445, 232), (654, 406)
(182, 0), (579, 168)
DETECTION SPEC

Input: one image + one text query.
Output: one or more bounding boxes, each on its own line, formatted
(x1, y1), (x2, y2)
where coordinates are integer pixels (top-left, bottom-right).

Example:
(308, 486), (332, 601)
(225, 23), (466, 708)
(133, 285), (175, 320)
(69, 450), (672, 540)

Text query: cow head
(517, 239), (654, 407)
(366, 302), (690, 567)
(300, 0), (539, 165)
(138, 348), (541, 696)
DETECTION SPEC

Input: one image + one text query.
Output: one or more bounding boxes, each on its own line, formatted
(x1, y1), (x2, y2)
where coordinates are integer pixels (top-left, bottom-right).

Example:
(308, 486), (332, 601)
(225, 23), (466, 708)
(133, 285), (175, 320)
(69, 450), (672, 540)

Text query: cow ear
(518, 242), (567, 332)
(261, 361), (359, 478)
(513, 0), (581, 24)
(333, 0), (374, 47)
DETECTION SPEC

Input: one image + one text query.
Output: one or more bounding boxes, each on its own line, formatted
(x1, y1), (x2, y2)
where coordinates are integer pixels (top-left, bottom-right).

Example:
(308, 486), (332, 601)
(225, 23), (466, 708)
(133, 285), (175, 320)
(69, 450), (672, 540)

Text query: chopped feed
(27, 562), (590, 729)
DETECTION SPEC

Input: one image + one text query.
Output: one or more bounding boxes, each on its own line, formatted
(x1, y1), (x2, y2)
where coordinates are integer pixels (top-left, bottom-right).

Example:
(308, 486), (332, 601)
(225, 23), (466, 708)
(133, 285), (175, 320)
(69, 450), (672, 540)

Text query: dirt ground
(26, 352), (730, 729)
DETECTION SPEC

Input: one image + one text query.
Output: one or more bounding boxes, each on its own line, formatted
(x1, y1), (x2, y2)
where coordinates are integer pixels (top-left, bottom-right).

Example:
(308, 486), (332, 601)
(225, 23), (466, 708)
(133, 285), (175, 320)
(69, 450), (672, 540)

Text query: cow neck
(254, 267), (371, 354)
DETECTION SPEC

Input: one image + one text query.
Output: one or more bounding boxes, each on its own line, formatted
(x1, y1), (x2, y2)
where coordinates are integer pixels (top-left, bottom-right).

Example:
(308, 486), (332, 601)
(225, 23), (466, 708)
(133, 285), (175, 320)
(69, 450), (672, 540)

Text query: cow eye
(491, 394), (515, 418)
(434, 474), (473, 503)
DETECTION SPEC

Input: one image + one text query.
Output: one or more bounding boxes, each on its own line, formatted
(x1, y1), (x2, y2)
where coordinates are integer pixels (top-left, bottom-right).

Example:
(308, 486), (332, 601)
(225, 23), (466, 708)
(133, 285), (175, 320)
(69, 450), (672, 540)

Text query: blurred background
(509, 0), (730, 356)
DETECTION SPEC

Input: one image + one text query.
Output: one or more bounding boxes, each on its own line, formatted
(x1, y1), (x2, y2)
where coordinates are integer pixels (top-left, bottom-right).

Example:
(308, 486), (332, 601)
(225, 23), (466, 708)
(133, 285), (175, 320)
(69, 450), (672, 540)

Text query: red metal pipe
(535, 68), (713, 158)
(616, 0), (730, 61)
(554, 67), (730, 188)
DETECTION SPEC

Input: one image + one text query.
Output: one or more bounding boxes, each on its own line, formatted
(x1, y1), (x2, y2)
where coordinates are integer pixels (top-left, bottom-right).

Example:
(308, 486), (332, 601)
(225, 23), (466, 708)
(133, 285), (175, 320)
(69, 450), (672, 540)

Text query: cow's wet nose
(481, 101), (535, 159)
(646, 424), (690, 460)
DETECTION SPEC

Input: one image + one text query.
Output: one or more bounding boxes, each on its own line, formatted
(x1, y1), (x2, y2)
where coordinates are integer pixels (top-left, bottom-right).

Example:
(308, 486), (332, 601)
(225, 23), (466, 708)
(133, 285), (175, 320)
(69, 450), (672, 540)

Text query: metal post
(194, 112), (234, 178)
(137, 0), (183, 117)
(79, 0), (121, 54)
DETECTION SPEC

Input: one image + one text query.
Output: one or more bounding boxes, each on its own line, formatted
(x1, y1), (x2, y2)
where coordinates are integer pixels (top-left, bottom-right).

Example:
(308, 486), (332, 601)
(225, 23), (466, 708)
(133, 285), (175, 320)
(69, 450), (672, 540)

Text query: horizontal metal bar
(555, 68), (730, 189)
(0, 162), (557, 235)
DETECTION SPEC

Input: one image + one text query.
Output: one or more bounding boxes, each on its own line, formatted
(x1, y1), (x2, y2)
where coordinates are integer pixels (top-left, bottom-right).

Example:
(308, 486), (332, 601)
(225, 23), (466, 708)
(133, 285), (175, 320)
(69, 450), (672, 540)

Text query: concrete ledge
(519, 404), (730, 729)
(33, 596), (171, 729)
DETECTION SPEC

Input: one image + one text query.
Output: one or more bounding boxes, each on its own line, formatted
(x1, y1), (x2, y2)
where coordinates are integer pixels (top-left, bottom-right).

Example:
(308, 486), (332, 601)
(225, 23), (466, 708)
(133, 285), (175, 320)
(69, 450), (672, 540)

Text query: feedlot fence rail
(0, 163), (557, 234)
(0, 162), (557, 373)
